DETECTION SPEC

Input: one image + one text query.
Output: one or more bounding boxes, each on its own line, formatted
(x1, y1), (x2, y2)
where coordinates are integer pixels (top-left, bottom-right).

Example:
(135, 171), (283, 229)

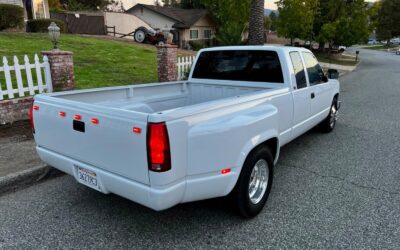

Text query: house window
(190, 30), (198, 39)
(33, 0), (47, 19)
(204, 29), (211, 39)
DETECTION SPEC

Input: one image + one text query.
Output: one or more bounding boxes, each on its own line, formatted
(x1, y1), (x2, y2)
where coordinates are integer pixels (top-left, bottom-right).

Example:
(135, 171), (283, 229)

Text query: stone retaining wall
(0, 97), (33, 125)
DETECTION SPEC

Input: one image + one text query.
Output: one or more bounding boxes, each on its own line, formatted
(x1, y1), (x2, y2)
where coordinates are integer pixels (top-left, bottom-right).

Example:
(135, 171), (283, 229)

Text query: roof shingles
(127, 4), (210, 29)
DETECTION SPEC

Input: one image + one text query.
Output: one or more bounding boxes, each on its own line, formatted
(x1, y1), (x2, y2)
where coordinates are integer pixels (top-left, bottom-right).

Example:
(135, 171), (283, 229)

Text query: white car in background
(390, 38), (400, 45)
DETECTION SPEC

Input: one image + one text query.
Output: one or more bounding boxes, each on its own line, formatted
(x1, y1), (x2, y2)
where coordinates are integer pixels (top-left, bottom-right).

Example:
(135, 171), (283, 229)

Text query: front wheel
(232, 146), (274, 218)
(320, 98), (339, 133)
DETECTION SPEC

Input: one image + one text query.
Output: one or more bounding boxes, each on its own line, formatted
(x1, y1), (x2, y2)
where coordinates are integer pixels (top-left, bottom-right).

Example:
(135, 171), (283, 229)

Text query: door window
(289, 52), (307, 89)
(302, 52), (324, 86)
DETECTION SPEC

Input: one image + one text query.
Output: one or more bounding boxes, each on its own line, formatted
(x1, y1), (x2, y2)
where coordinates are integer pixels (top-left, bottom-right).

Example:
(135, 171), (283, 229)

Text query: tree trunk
(318, 42), (325, 52)
(248, 0), (265, 45)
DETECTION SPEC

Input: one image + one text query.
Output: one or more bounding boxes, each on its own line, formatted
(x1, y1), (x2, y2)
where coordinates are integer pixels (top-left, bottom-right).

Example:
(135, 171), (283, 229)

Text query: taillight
(147, 122), (171, 172)
(29, 102), (35, 133)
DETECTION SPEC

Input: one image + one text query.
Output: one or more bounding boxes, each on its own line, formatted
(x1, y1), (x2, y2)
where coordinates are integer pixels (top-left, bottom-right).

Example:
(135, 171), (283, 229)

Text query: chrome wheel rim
(248, 159), (269, 204)
(135, 30), (145, 43)
(330, 105), (338, 128)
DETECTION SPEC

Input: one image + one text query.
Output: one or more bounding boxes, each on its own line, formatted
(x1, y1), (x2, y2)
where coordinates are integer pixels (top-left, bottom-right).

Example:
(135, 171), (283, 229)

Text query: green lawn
(362, 44), (399, 51)
(315, 52), (359, 66)
(0, 33), (157, 89)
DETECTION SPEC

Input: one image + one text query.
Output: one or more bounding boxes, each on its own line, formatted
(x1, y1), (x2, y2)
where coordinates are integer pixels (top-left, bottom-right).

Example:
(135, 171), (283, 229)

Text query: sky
(265, 0), (378, 10)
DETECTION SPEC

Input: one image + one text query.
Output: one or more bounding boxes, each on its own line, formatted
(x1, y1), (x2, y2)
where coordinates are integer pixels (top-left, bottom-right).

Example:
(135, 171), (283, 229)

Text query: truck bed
(51, 81), (268, 114)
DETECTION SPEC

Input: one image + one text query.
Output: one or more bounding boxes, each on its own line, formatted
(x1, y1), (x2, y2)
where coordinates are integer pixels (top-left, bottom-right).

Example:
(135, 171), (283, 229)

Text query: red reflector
(221, 168), (231, 175)
(33, 105), (39, 111)
(147, 122), (171, 172)
(59, 111), (66, 117)
(74, 114), (82, 120)
(133, 127), (142, 134)
(29, 103), (35, 132)
(91, 118), (99, 125)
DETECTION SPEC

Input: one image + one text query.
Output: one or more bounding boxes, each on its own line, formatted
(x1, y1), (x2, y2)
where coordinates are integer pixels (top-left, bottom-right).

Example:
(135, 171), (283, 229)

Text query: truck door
(289, 51), (312, 138)
(302, 52), (332, 120)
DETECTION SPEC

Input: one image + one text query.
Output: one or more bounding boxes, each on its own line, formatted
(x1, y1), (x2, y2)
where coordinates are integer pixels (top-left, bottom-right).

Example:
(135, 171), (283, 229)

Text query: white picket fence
(177, 55), (196, 80)
(0, 54), (52, 100)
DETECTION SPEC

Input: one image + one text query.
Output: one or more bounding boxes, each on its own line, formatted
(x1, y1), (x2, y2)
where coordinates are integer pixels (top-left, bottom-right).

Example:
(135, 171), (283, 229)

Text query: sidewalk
(320, 62), (358, 77)
(0, 121), (42, 176)
(0, 121), (51, 194)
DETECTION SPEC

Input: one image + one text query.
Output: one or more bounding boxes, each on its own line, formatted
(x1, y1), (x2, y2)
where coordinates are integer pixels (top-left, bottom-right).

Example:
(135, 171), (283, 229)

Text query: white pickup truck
(31, 46), (340, 217)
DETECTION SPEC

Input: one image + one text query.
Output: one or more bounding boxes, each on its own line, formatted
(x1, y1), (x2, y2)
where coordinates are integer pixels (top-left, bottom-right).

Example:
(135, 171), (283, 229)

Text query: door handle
(311, 93), (315, 99)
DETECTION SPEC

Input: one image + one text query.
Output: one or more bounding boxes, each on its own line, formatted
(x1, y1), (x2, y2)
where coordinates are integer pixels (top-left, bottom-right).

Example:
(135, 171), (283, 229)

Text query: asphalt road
(1, 48), (400, 249)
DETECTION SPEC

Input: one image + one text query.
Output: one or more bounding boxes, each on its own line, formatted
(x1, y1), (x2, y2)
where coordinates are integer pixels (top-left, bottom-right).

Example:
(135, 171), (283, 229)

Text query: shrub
(189, 41), (207, 51)
(0, 4), (24, 31)
(27, 19), (66, 33)
(215, 23), (244, 46)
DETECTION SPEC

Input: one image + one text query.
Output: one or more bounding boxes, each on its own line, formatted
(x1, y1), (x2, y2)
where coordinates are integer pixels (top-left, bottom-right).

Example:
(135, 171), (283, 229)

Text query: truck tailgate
(33, 97), (150, 185)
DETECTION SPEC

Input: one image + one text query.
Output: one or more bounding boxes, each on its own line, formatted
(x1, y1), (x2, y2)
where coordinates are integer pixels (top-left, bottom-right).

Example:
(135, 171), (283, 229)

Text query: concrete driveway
(0, 48), (400, 249)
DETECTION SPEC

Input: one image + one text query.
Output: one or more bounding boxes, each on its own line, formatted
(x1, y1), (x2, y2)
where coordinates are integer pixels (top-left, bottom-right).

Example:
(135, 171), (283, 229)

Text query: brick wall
(41, 50), (75, 91)
(157, 44), (178, 82)
(0, 97), (33, 125)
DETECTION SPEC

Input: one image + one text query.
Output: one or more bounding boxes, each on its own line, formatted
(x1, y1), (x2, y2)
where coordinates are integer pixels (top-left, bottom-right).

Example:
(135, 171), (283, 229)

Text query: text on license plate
(77, 167), (100, 190)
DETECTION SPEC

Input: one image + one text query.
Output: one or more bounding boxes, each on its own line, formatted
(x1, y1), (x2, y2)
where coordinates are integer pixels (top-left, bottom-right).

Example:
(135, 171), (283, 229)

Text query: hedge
(27, 19), (66, 33)
(0, 4), (24, 31)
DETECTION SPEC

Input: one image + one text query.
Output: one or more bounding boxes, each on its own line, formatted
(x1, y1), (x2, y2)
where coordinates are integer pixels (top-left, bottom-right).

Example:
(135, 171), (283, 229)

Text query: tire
(134, 28), (147, 43)
(232, 146), (274, 218)
(320, 98), (338, 133)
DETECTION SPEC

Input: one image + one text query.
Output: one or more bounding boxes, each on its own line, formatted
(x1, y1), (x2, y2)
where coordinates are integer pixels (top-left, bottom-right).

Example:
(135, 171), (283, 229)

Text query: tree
(315, 0), (369, 50)
(368, 1), (382, 33)
(376, 0), (400, 41)
(48, 0), (62, 11)
(269, 12), (277, 31)
(62, 0), (116, 10)
(264, 16), (272, 43)
(248, 0), (265, 45)
(180, 0), (204, 9)
(201, 0), (251, 45)
(264, 16), (272, 31)
(276, 0), (319, 45)
(162, 0), (180, 7)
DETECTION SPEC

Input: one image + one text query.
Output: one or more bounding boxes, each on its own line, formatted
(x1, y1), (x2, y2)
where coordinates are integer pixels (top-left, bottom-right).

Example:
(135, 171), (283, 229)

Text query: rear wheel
(232, 146), (274, 218)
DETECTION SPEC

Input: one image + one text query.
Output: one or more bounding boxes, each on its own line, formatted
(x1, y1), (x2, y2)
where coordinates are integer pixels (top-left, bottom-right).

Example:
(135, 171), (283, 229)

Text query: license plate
(77, 167), (100, 191)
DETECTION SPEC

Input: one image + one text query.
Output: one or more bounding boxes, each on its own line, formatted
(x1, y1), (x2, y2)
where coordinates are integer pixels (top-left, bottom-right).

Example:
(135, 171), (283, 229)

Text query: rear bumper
(36, 146), (186, 211)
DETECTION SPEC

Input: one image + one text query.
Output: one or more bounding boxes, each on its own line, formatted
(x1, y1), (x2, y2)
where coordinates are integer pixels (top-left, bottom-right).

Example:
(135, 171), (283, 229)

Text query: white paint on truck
(31, 46), (340, 215)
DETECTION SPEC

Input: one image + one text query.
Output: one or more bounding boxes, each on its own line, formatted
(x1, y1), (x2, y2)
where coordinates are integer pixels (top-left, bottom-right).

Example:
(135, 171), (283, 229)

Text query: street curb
(0, 164), (63, 196)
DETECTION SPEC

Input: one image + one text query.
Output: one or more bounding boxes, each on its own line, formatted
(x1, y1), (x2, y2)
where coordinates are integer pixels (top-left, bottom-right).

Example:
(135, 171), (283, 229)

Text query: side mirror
(327, 69), (339, 79)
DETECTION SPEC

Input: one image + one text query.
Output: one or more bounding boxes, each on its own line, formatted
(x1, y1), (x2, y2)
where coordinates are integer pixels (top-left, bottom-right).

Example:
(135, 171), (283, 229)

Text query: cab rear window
(192, 50), (284, 83)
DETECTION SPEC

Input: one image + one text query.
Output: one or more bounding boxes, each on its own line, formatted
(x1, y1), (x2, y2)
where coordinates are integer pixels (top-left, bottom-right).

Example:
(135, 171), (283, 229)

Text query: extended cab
(31, 46), (340, 217)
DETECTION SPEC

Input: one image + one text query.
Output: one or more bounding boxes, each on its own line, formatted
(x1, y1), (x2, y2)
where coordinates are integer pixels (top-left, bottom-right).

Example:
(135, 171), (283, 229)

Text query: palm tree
(248, 0), (265, 45)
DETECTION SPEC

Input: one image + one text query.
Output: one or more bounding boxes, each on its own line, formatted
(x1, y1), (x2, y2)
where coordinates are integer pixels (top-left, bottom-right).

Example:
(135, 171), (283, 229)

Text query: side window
(289, 52), (307, 89)
(302, 52), (324, 86)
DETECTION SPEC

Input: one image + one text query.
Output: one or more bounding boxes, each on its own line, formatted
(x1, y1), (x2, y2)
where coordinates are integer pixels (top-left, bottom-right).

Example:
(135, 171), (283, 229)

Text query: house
(127, 4), (216, 48)
(0, 0), (50, 20)
(118, 0), (158, 10)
